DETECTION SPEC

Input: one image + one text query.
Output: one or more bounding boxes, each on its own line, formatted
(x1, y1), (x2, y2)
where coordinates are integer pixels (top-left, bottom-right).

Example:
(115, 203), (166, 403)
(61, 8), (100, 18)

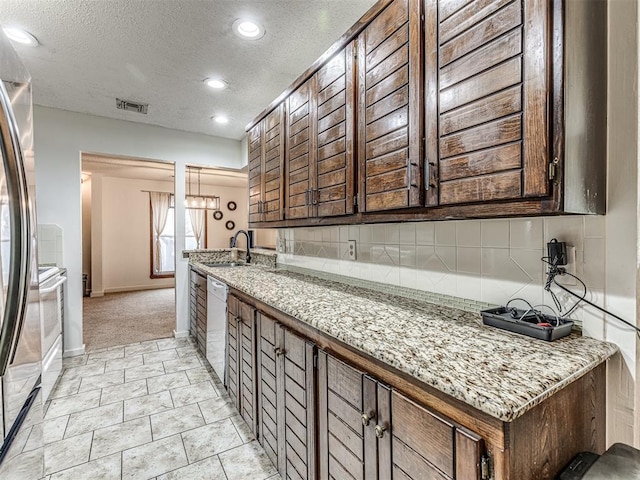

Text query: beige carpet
(83, 288), (176, 351)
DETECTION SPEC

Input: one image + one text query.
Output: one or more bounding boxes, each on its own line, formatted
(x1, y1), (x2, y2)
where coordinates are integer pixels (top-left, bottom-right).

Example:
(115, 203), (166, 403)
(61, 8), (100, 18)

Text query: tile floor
(42, 336), (281, 480)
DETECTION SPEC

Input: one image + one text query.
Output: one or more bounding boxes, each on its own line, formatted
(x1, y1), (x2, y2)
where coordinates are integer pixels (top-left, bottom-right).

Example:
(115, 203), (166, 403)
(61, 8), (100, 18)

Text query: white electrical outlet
(556, 245), (577, 286)
(347, 240), (357, 260)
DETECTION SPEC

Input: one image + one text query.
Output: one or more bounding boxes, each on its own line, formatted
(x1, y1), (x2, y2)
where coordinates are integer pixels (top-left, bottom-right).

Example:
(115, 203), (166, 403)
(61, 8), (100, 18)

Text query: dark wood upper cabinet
(433, 0), (547, 206)
(249, 106), (285, 223)
(247, 0), (606, 225)
(286, 79), (315, 220)
(248, 123), (263, 224)
(357, 0), (423, 212)
(314, 44), (357, 218)
(286, 45), (357, 220)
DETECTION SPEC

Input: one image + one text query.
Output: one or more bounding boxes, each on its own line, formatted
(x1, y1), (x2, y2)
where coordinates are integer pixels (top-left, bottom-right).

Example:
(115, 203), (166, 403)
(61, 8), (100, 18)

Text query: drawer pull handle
(274, 347), (285, 357)
(375, 424), (387, 438)
(361, 412), (375, 427)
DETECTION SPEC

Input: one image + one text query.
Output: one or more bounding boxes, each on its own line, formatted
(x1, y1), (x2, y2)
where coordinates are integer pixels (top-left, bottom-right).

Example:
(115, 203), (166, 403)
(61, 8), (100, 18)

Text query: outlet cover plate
(347, 240), (357, 261)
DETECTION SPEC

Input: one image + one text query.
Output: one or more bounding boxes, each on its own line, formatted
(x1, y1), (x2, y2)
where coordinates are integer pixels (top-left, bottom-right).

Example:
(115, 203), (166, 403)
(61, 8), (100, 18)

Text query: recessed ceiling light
(204, 78), (227, 90)
(2, 26), (39, 46)
(232, 19), (265, 40)
(212, 115), (229, 124)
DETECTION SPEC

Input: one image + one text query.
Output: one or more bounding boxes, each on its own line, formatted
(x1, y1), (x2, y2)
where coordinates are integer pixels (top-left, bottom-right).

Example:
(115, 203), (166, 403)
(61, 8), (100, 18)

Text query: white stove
(38, 266), (66, 401)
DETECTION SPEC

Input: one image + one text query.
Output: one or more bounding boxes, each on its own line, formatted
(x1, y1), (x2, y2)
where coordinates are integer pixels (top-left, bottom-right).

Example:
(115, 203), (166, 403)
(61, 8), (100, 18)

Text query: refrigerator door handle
(0, 81), (31, 377)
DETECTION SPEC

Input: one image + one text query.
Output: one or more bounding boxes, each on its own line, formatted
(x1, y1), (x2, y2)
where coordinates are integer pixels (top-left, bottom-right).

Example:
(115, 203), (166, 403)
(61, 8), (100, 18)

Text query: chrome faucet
(231, 230), (251, 264)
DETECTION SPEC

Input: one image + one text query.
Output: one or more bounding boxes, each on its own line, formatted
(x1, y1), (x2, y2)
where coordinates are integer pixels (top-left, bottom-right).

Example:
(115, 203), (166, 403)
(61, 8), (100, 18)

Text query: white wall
(198, 184), (248, 249)
(81, 176), (92, 284)
(34, 106), (243, 356)
(101, 177), (175, 293)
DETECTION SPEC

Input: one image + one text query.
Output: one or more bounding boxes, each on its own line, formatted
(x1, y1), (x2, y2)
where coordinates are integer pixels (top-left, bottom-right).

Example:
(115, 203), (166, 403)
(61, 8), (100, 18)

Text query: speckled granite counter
(190, 261), (618, 422)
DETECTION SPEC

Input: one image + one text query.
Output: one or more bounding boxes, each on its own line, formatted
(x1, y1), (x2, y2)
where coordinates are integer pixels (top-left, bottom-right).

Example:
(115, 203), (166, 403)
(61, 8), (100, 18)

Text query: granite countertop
(191, 261), (618, 422)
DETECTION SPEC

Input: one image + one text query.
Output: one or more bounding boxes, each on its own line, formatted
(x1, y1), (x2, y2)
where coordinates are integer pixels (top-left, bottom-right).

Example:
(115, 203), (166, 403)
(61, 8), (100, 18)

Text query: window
(151, 206), (175, 277)
(184, 209), (200, 250)
(150, 199), (206, 278)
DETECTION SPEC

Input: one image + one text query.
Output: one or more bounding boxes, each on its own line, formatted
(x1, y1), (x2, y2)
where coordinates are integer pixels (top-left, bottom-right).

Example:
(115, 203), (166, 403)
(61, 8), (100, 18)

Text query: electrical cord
(542, 255), (640, 338)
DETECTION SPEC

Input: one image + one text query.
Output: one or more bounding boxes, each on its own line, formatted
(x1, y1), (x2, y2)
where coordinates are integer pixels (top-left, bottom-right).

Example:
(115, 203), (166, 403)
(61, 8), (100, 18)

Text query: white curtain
(189, 208), (205, 249)
(150, 192), (171, 272)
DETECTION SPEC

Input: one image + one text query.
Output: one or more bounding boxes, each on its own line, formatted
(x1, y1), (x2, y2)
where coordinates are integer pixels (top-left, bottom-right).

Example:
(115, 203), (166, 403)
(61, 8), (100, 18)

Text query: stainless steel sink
(203, 262), (247, 268)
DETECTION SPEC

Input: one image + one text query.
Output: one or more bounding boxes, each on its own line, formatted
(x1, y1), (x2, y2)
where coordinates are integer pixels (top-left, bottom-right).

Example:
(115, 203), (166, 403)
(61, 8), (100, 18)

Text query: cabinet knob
(375, 424), (387, 438)
(361, 412), (375, 427)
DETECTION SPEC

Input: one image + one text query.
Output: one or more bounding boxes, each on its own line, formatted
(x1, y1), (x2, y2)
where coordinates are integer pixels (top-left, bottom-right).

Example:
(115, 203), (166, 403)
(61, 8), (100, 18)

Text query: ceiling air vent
(116, 98), (148, 114)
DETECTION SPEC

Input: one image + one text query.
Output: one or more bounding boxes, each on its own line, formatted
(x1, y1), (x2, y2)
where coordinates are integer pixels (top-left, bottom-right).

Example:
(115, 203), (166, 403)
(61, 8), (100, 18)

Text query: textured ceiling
(0, 0), (376, 140)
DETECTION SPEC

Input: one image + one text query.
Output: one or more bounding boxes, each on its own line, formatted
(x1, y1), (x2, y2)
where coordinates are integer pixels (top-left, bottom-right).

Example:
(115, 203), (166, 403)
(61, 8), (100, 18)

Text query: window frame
(149, 199), (208, 279)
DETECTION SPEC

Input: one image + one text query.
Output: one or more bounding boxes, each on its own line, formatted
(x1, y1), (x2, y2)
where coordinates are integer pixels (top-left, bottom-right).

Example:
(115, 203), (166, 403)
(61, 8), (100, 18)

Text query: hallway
(83, 289), (175, 351)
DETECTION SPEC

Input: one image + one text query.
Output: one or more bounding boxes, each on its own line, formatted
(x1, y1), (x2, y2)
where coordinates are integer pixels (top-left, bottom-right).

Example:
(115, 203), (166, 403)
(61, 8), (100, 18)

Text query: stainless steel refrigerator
(0, 31), (44, 479)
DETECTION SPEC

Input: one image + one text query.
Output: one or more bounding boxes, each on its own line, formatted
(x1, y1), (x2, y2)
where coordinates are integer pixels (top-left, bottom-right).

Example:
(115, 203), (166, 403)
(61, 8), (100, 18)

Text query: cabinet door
(357, 0), (422, 212)
(436, 0), (549, 205)
(286, 79), (315, 220)
(248, 123), (263, 223)
(238, 300), (257, 434)
(189, 271), (198, 339)
(318, 351), (370, 480)
(195, 273), (207, 355)
(380, 390), (484, 480)
(258, 314), (317, 480)
(281, 328), (316, 480)
(226, 296), (240, 411)
(262, 105), (285, 222)
(313, 44), (356, 217)
(257, 312), (280, 467)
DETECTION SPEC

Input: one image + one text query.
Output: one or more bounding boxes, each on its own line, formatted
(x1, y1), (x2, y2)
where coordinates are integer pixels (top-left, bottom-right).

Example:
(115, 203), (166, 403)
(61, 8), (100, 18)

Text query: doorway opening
(81, 154), (176, 350)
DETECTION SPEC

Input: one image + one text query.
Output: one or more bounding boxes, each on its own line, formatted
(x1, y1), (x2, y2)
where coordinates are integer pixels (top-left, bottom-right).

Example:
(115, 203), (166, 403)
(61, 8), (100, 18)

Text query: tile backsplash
(38, 224), (64, 266)
(276, 216), (607, 332)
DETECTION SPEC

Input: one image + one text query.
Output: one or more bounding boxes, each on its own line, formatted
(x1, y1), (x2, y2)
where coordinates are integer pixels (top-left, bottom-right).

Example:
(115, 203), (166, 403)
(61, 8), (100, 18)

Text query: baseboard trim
(173, 330), (189, 339)
(63, 345), (86, 357)
(104, 284), (175, 294)
(90, 291), (104, 298)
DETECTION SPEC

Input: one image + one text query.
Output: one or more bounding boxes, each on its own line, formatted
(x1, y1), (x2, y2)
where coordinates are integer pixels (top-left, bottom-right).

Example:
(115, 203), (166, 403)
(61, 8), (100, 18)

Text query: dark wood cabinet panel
(318, 351), (367, 480)
(189, 269), (207, 356)
(248, 123), (263, 223)
(238, 301), (257, 433)
(248, 106), (285, 223)
(226, 295), (257, 434)
(313, 44), (356, 218)
(226, 309), (240, 412)
(256, 312), (316, 480)
(286, 79), (315, 220)
(357, 0), (422, 212)
(435, 0), (549, 206)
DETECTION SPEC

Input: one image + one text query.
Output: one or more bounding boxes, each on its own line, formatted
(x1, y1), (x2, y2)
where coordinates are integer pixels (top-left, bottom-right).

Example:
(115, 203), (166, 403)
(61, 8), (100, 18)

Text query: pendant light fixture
(185, 166), (221, 211)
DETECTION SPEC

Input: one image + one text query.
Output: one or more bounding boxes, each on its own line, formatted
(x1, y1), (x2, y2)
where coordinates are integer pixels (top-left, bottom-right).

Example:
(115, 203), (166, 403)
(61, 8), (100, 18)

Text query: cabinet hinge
(548, 157), (559, 184)
(353, 195), (358, 207)
(481, 454), (492, 480)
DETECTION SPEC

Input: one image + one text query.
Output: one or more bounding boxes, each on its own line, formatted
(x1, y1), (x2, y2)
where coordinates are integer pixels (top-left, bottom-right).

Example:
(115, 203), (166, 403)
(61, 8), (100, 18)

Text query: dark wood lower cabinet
(257, 311), (316, 480)
(226, 295), (257, 435)
(224, 288), (606, 480)
(317, 351), (482, 480)
(189, 268), (207, 355)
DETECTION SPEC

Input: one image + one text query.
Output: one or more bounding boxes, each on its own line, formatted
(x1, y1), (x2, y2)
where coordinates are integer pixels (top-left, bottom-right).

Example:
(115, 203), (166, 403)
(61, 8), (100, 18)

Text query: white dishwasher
(206, 276), (228, 383)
